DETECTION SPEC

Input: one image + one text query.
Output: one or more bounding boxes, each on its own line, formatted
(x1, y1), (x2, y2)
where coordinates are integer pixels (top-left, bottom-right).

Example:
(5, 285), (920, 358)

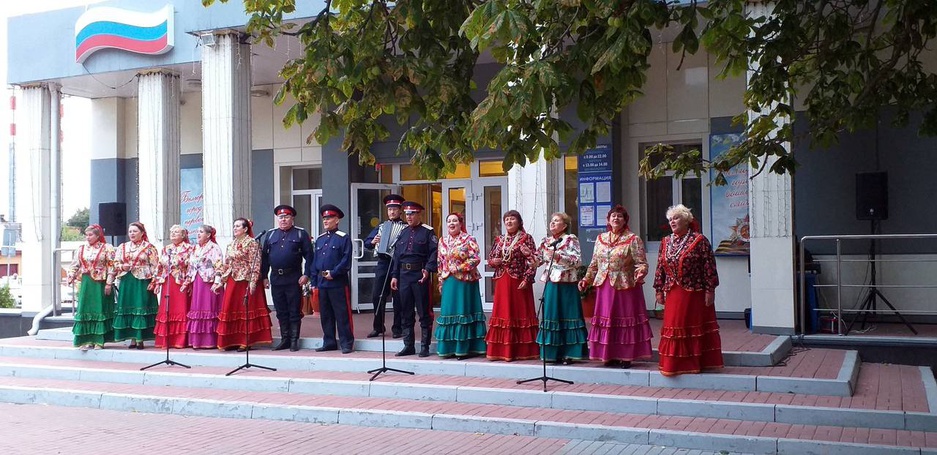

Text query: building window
(642, 142), (704, 242)
(479, 160), (508, 177)
(292, 168), (322, 190)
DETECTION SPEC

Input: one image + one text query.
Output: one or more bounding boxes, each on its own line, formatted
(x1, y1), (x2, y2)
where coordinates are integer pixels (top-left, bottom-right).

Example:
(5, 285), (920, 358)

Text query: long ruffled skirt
(485, 274), (539, 361)
(537, 282), (588, 362)
(154, 279), (190, 348)
(216, 277), (272, 349)
(186, 275), (222, 349)
(434, 277), (487, 357)
(72, 275), (115, 347)
(588, 283), (654, 363)
(658, 285), (723, 376)
(113, 275), (158, 342)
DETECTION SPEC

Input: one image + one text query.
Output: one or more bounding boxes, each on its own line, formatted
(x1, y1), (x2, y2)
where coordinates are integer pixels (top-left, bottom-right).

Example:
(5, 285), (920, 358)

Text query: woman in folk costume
(184, 224), (225, 349)
(578, 205), (654, 368)
(66, 224), (116, 350)
(113, 222), (160, 349)
(212, 218), (273, 351)
(434, 212), (487, 359)
(654, 204), (722, 376)
(153, 225), (194, 349)
(535, 212), (588, 364)
(485, 210), (539, 361)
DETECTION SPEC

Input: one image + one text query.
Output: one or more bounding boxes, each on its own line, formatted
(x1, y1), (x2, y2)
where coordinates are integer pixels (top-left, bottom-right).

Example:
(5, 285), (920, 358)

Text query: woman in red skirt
(485, 210), (539, 361)
(653, 204), (722, 376)
(154, 225), (194, 348)
(211, 218), (273, 351)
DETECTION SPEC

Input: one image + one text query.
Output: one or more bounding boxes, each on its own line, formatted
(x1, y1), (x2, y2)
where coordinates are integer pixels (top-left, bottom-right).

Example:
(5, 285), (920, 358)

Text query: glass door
(292, 189), (322, 238)
(441, 178), (507, 308)
(350, 183), (401, 311)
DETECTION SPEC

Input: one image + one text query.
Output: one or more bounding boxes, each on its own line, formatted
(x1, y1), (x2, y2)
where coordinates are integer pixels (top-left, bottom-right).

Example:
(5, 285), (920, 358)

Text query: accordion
(375, 220), (406, 258)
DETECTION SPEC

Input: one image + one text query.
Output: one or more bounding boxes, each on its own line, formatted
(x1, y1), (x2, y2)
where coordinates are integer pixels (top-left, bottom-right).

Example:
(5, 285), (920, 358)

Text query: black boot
(395, 328), (415, 356)
(289, 321), (301, 352)
(273, 321), (291, 351)
(418, 326), (432, 357)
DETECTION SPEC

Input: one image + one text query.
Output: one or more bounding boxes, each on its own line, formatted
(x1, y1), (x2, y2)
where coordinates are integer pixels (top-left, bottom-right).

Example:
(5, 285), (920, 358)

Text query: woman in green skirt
(66, 224), (116, 350)
(535, 212), (588, 364)
(434, 212), (487, 359)
(113, 222), (160, 349)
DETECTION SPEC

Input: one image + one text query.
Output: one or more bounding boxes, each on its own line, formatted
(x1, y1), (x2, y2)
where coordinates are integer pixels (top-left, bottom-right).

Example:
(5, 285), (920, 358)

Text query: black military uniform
(363, 194), (406, 338)
(390, 201), (438, 357)
(311, 204), (355, 354)
(260, 204), (314, 352)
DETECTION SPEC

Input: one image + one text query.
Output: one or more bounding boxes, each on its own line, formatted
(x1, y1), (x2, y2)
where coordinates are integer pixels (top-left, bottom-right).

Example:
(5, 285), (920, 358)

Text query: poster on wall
(180, 168), (203, 243)
(709, 134), (750, 255)
(577, 145), (613, 229)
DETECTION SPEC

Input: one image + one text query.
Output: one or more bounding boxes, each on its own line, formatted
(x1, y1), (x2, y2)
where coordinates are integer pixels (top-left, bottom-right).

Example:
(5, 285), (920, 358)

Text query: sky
(1, 0), (104, 221)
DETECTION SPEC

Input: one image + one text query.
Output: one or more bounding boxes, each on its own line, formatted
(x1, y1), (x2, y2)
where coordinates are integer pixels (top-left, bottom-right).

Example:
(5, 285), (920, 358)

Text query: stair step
(0, 375), (931, 455)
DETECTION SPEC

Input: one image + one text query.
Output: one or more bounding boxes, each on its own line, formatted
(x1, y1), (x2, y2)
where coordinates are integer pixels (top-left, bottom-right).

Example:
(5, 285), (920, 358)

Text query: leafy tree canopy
(202, 0), (937, 183)
(66, 207), (89, 229)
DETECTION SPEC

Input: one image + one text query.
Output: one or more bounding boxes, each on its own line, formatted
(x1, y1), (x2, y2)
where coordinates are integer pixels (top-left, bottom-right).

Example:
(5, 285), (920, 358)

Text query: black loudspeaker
(856, 172), (888, 221)
(98, 202), (127, 236)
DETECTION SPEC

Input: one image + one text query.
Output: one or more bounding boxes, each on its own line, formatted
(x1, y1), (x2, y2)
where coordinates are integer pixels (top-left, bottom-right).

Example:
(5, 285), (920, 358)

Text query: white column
(14, 85), (56, 313)
(746, 2), (795, 334)
(201, 32), (252, 246)
(137, 70), (181, 244)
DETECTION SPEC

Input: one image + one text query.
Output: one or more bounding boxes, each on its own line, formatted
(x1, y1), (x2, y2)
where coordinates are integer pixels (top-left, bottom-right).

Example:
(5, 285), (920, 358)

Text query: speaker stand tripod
(517, 240), (573, 392)
(368, 254), (413, 381)
(844, 220), (917, 335)
(142, 290), (191, 370)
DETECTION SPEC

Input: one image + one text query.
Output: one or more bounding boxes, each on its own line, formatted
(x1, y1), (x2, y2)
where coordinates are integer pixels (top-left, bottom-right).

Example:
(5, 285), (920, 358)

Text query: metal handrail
(799, 233), (937, 336)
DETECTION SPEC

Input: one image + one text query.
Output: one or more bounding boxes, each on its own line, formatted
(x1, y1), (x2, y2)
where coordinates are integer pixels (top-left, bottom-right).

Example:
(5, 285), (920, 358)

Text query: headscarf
(605, 205), (630, 233)
(200, 224), (217, 245)
(129, 221), (149, 242)
(85, 224), (104, 245)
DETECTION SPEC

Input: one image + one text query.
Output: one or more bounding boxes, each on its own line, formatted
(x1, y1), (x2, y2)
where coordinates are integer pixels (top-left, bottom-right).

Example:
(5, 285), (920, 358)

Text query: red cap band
(322, 210), (339, 218)
(385, 199), (403, 206)
(276, 209), (292, 216)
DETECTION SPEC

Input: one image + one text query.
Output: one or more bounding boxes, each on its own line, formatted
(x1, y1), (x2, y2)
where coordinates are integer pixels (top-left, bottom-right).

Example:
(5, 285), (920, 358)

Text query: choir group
(67, 198), (722, 377)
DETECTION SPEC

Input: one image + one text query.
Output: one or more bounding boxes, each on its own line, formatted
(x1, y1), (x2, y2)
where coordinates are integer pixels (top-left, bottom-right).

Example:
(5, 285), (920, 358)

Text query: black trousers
(319, 286), (354, 350)
(371, 258), (401, 334)
(397, 270), (433, 338)
(271, 282), (302, 324)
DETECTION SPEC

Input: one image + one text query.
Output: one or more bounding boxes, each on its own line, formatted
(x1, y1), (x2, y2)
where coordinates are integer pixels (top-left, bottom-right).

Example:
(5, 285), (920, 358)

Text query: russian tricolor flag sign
(75, 5), (174, 63)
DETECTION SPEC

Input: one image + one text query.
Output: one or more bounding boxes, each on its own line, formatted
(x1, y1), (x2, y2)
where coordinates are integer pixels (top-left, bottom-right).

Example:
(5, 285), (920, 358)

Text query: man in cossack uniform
(261, 204), (314, 352)
(311, 204), (355, 354)
(363, 193), (406, 339)
(390, 201), (438, 357)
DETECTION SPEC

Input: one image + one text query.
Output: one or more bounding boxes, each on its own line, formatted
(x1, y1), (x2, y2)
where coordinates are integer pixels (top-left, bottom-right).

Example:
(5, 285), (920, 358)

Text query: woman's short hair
(666, 204), (695, 223)
(605, 205), (630, 232)
(503, 210), (525, 232)
(550, 212), (572, 234)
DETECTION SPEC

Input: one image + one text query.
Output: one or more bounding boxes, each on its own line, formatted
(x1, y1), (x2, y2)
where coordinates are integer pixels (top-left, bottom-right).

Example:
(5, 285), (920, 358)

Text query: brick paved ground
(0, 403), (744, 455)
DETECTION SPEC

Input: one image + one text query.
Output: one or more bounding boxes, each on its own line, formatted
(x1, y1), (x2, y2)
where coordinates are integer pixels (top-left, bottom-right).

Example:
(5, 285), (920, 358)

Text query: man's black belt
(400, 262), (424, 271)
(274, 267), (297, 276)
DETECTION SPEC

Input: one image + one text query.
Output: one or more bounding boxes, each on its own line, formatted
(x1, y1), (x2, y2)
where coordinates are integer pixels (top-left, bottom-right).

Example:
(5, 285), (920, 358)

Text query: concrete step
(35, 326), (793, 368)
(0, 374), (932, 455)
(0, 356), (930, 433)
(0, 337), (857, 396)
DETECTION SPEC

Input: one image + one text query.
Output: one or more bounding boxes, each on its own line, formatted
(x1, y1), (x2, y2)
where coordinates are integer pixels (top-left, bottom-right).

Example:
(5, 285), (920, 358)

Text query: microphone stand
(227, 237), (276, 376)
(142, 285), (191, 370)
(368, 252), (414, 381)
(517, 238), (573, 392)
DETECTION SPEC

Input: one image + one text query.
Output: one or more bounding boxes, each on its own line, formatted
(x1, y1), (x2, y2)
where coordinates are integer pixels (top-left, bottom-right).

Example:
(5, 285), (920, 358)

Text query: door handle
(352, 238), (365, 259)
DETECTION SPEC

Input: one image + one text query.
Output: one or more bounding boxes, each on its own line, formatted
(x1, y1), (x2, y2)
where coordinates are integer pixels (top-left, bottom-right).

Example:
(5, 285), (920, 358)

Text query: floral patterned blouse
(536, 234), (581, 283)
(215, 235), (261, 284)
(186, 241), (224, 284)
(437, 232), (482, 283)
(653, 231), (719, 293)
(582, 230), (648, 290)
(488, 231), (537, 284)
(155, 242), (194, 285)
(67, 242), (115, 283)
(115, 240), (159, 280)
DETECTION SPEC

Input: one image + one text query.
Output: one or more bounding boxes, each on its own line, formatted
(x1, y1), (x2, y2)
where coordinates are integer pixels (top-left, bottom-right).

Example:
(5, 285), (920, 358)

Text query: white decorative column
(14, 85), (57, 314)
(137, 70), (181, 244)
(201, 32), (252, 245)
(746, 1), (796, 334)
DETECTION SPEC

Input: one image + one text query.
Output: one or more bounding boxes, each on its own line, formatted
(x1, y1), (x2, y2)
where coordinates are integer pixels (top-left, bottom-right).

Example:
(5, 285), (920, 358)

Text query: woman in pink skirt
(578, 205), (653, 368)
(183, 224), (224, 349)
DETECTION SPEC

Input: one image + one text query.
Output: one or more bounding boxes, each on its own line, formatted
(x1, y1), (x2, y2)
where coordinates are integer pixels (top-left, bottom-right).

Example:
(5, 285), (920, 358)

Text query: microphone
(549, 238), (562, 248)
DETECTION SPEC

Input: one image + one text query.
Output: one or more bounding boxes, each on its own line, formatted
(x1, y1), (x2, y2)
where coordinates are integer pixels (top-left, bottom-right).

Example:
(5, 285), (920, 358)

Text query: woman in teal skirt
(113, 222), (160, 349)
(434, 213), (487, 359)
(66, 224), (116, 350)
(535, 212), (588, 364)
